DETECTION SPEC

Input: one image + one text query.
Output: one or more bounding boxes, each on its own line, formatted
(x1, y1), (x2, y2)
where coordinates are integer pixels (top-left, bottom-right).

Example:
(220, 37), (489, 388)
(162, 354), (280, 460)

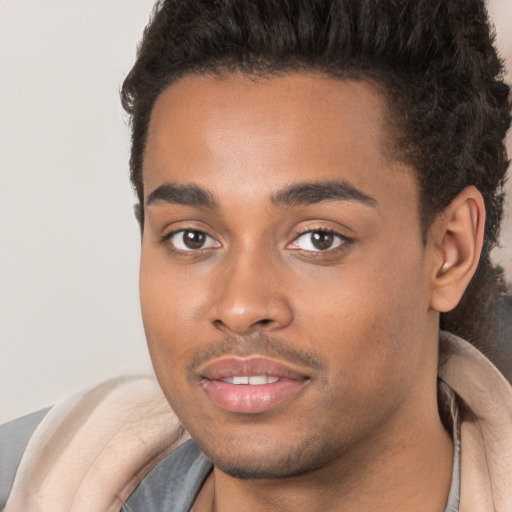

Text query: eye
(288, 230), (347, 252)
(165, 229), (220, 251)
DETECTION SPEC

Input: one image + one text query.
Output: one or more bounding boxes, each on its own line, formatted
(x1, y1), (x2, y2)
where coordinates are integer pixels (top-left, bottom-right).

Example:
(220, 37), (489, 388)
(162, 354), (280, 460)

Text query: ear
(134, 203), (143, 237)
(428, 186), (485, 313)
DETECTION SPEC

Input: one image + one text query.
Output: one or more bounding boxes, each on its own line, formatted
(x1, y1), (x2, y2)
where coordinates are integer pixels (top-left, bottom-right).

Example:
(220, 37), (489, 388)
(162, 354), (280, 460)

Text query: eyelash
(287, 228), (352, 256)
(161, 229), (219, 257)
(160, 227), (352, 258)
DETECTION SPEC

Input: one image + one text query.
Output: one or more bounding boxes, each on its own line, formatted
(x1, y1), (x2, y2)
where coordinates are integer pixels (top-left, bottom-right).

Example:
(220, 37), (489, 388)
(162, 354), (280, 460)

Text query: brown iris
(183, 230), (206, 249)
(311, 232), (335, 250)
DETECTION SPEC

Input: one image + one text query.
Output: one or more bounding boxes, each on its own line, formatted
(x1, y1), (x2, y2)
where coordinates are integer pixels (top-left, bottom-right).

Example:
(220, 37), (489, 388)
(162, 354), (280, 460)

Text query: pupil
(312, 232), (333, 250)
(184, 231), (205, 249)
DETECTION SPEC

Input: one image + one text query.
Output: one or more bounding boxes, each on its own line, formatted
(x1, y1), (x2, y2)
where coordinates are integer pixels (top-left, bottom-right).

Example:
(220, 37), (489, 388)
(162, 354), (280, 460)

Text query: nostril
(213, 319), (225, 330)
(212, 317), (273, 333)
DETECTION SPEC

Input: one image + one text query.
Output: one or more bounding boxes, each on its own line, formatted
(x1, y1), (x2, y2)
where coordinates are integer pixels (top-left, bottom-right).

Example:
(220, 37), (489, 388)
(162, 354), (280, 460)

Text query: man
(1, 0), (511, 511)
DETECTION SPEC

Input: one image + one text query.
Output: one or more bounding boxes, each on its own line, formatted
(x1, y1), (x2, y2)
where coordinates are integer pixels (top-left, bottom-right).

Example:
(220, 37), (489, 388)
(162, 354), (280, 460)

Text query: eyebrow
(146, 183), (219, 210)
(146, 179), (377, 211)
(272, 180), (377, 208)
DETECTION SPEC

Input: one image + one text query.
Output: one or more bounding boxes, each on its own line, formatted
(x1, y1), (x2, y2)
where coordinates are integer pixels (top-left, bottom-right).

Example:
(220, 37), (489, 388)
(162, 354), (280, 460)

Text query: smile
(198, 356), (310, 414)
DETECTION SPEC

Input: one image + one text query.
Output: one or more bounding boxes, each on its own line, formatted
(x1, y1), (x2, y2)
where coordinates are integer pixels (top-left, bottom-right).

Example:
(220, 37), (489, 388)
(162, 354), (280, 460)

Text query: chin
(214, 460), (324, 480)
(197, 435), (339, 480)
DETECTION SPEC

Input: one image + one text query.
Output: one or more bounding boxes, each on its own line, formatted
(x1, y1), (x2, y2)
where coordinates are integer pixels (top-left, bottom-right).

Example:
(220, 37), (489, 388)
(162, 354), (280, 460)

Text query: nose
(207, 250), (293, 335)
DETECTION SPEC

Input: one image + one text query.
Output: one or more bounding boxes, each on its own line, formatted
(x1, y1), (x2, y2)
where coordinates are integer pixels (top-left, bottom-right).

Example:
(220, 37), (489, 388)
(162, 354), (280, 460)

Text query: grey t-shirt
(0, 407), (461, 511)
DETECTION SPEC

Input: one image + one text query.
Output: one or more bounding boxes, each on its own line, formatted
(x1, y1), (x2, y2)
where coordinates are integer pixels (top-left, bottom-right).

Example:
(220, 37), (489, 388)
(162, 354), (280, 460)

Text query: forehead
(143, 72), (414, 208)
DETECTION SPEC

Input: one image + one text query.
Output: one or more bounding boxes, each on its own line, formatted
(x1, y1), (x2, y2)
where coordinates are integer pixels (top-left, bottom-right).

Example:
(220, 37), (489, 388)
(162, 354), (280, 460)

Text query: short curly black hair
(121, 0), (511, 370)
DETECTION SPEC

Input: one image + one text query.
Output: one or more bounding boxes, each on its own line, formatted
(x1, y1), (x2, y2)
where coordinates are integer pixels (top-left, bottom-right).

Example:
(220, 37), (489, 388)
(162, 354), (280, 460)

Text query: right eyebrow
(272, 180), (378, 208)
(146, 183), (219, 210)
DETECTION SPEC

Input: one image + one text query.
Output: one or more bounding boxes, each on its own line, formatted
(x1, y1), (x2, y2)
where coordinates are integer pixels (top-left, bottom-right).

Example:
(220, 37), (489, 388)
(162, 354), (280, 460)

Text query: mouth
(198, 356), (310, 414)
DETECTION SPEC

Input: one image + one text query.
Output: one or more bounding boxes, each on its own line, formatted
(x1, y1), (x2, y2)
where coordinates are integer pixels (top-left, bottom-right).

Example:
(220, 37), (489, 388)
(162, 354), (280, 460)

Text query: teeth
(248, 376), (268, 385)
(221, 376), (280, 385)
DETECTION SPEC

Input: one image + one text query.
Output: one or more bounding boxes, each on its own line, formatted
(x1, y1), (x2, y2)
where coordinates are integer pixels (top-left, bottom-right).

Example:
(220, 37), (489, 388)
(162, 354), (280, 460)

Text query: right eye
(165, 229), (221, 251)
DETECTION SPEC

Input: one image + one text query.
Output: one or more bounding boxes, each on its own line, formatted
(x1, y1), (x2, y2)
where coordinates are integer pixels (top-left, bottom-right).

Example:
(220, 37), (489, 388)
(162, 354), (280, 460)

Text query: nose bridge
(209, 242), (292, 334)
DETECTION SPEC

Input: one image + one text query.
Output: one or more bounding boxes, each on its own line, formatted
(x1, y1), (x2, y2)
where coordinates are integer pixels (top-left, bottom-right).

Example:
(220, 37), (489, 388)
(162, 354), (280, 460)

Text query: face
(140, 73), (438, 479)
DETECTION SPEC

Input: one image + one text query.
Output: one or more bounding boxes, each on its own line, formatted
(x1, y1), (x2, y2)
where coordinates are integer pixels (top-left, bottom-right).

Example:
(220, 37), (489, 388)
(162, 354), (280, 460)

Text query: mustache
(187, 333), (327, 378)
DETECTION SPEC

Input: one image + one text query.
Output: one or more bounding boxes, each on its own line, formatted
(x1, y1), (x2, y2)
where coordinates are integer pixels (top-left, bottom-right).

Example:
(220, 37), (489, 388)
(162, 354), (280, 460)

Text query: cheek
(140, 234), (213, 323)
(294, 243), (428, 385)
(139, 248), (203, 371)
(139, 255), (213, 425)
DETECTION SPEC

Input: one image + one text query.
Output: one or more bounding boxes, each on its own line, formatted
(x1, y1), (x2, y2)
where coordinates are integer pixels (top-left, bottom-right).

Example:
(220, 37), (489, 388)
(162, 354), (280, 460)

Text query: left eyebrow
(146, 182), (219, 210)
(272, 180), (377, 208)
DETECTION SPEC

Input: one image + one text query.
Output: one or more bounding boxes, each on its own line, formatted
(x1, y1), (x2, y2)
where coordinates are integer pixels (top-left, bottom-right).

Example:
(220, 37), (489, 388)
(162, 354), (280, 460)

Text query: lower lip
(203, 378), (308, 414)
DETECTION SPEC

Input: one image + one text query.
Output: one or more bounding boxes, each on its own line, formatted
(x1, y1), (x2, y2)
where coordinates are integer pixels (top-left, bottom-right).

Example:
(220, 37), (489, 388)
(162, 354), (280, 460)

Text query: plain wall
(0, 0), (156, 423)
(1, 0), (512, 423)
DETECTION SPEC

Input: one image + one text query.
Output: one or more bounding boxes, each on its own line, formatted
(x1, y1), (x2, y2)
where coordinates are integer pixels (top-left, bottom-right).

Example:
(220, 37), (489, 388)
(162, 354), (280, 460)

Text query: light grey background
(0, 0), (156, 423)
(1, 0), (511, 423)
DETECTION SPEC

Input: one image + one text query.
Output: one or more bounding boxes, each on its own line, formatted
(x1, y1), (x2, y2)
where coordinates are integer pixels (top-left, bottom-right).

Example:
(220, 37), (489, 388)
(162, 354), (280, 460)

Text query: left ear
(134, 203), (144, 238)
(428, 186), (485, 313)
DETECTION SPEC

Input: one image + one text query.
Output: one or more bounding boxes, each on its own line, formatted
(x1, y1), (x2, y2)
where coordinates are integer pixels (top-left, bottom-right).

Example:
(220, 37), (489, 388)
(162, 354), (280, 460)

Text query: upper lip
(198, 356), (309, 381)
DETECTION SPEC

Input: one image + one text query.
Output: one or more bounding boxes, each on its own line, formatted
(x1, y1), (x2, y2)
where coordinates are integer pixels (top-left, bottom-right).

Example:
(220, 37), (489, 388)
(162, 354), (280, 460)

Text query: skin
(139, 73), (480, 511)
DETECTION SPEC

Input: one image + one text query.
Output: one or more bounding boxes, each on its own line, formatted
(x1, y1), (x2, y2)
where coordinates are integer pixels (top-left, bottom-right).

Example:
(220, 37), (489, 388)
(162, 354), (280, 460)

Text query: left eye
(166, 230), (220, 251)
(288, 230), (346, 252)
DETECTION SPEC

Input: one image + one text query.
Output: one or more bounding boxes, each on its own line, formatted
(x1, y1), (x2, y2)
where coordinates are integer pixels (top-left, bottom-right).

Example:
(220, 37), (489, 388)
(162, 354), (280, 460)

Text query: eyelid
(161, 228), (221, 253)
(286, 227), (352, 253)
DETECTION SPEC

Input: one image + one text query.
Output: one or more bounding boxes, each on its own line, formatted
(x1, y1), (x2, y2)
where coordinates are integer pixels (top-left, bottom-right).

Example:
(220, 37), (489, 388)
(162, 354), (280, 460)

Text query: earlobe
(429, 186), (485, 313)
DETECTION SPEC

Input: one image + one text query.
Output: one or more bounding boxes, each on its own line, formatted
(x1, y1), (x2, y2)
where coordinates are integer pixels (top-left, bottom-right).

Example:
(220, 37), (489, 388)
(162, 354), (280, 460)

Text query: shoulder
(439, 331), (512, 509)
(123, 438), (213, 511)
(0, 407), (51, 508)
(3, 375), (189, 511)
